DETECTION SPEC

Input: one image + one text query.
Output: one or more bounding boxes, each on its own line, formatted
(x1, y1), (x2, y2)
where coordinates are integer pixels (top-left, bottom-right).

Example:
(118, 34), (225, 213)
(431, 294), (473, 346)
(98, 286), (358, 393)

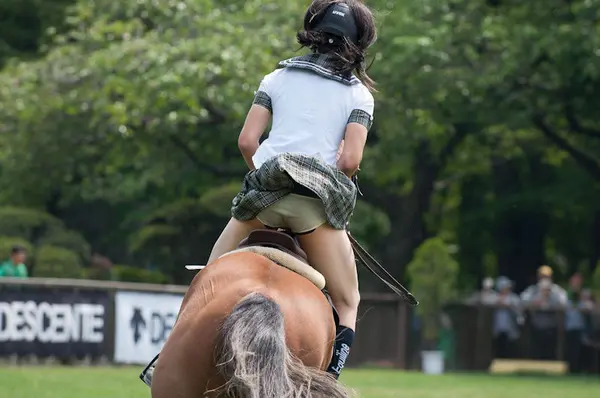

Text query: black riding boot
(326, 325), (355, 379)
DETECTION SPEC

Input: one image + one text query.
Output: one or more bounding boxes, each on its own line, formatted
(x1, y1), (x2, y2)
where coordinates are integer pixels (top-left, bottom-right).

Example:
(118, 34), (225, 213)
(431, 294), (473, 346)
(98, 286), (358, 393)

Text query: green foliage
(34, 245), (83, 278)
(81, 253), (113, 281)
(129, 225), (181, 256)
(0, 0), (306, 207)
(0, 206), (93, 278)
(0, 0), (74, 67)
(0, 207), (63, 239)
(0, 0), (598, 288)
(363, 0), (600, 285)
(37, 229), (91, 262)
(112, 265), (171, 284)
(82, 266), (112, 281)
(349, 199), (391, 250)
(407, 237), (459, 343)
(198, 182), (243, 218)
(128, 191), (229, 282)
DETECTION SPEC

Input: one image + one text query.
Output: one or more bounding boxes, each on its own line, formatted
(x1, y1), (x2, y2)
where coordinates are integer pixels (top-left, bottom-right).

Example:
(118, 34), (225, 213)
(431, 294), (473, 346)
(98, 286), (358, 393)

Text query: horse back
(151, 252), (336, 397)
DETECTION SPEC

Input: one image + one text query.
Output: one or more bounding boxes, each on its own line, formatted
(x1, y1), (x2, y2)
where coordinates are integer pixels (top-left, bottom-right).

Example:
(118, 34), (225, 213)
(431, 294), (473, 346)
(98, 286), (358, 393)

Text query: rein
(348, 173), (418, 306)
(347, 231), (419, 307)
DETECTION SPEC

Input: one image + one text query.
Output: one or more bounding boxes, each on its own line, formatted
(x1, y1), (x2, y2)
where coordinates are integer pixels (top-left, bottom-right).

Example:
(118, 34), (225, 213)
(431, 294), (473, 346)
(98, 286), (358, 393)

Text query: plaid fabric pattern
(348, 109), (373, 130)
(278, 53), (361, 86)
(253, 90), (272, 113)
(231, 153), (357, 230)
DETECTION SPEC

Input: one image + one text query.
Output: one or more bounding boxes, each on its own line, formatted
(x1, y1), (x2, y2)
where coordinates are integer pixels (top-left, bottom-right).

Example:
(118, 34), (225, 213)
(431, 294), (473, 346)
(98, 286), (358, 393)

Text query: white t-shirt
(251, 67), (374, 169)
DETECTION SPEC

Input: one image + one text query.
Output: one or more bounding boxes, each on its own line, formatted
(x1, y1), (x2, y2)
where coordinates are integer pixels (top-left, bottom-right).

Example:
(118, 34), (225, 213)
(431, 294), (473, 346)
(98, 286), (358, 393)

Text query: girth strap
(347, 231), (419, 306)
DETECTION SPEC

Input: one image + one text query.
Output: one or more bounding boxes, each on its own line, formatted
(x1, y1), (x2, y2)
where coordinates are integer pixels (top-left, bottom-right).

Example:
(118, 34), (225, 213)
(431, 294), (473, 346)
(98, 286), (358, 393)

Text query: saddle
(238, 229), (308, 263)
(227, 229), (326, 290)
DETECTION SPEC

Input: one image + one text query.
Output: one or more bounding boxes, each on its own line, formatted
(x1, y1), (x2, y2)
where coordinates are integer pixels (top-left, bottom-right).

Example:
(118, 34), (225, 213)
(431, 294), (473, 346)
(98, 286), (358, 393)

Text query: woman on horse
(207, 0), (377, 380)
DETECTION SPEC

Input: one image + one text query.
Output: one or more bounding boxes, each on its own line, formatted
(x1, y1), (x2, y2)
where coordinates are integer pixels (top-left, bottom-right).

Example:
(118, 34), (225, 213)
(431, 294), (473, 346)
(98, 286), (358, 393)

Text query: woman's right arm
(337, 89), (374, 178)
(337, 123), (368, 178)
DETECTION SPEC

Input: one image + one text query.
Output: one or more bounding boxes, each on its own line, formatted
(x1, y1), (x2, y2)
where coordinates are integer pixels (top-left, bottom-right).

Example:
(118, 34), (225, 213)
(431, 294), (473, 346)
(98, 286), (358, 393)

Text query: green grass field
(0, 366), (598, 398)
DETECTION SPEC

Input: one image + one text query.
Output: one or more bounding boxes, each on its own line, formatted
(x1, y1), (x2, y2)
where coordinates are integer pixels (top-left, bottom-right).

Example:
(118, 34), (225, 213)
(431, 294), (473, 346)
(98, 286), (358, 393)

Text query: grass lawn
(0, 366), (598, 398)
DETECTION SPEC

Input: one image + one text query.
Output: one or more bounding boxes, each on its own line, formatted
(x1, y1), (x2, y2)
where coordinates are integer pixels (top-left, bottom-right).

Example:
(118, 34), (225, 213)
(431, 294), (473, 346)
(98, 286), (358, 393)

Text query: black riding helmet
(305, 2), (359, 45)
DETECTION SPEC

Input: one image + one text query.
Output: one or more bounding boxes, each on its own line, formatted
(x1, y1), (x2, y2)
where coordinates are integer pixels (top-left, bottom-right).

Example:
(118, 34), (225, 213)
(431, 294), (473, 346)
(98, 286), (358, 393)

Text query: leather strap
(347, 231), (419, 306)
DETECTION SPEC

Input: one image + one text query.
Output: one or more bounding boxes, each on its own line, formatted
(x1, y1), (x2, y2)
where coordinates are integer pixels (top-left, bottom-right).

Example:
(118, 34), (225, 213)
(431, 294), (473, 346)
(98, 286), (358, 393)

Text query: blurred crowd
(467, 265), (599, 373)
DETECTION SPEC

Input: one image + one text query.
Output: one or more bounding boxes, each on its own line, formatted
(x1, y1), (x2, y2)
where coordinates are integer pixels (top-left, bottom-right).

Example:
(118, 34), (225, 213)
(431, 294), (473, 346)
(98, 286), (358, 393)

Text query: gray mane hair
(211, 292), (355, 398)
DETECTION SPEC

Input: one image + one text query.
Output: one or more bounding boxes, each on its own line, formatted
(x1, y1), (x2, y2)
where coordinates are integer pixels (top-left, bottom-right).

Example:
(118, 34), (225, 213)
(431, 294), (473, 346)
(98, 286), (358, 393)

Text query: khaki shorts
(257, 194), (327, 234)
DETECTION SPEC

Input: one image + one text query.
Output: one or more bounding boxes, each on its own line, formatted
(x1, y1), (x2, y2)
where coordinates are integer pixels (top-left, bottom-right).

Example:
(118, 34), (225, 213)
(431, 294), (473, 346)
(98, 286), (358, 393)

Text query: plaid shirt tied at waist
(231, 153), (357, 230)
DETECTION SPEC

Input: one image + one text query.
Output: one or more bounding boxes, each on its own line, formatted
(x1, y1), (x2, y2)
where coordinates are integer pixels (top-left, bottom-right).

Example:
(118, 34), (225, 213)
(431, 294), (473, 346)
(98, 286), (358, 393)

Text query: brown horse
(148, 230), (354, 398)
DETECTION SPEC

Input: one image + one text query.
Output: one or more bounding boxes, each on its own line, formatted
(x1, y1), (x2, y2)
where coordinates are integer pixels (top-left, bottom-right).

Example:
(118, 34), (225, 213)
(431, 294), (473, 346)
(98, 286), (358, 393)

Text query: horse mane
(211, 292), (354, 398)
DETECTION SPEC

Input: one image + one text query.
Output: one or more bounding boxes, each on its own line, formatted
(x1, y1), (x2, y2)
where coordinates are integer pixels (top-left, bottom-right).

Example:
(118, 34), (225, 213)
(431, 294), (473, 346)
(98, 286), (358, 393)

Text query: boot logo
(331, 343), (350, 374)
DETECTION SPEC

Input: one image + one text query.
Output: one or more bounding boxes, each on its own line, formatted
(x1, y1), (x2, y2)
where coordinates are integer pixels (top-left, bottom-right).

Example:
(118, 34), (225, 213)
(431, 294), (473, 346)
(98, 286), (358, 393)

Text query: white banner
(114, 291), (184, 364)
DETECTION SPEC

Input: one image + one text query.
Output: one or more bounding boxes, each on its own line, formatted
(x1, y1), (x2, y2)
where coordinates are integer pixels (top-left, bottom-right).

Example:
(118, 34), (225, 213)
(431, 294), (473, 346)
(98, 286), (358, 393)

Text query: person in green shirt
(0, 245), (29, 278)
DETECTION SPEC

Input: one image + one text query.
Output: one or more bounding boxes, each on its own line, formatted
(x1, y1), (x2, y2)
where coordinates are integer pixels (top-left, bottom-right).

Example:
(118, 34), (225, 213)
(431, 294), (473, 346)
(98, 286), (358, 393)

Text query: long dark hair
(297, 0), (377, 92)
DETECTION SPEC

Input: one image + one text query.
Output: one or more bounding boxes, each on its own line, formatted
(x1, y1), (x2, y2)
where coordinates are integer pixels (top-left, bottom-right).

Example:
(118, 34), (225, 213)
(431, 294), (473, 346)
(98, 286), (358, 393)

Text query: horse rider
(206, 0), (377, 380)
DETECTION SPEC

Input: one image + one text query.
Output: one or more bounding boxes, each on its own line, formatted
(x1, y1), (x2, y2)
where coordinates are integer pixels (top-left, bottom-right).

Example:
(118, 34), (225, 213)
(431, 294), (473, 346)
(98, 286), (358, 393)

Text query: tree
(355, 0), (600, 284)
(407, 236), (459, 347)
(0, 0), (74, 66)
(0, 0), (401, 284)
(0, 0), (311, 282)
(0, 206), (90, 277)
(1, 0), (598, 289)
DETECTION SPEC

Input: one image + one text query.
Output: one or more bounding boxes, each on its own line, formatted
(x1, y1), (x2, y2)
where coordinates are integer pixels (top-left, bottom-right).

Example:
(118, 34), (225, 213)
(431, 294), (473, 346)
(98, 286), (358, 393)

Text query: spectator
(578, 289), (596, 312)
(527, 278), (565, 360)
(567, 272), (583, 301)
(0, 245), (29, 278)
(566, 288), (596, 373)
(565, 290), (586, 373)
(492, 276), (522, 359)
(521, 265), (567, 305)
(578, 289), (598, 373)
(466, 277), (497, 305)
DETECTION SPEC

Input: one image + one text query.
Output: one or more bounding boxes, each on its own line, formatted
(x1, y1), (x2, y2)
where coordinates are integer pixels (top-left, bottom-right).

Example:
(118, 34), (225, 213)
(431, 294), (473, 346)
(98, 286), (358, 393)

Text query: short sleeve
(347, 87), (374, 130)
(252, 72), (276, 113)
(18, 264), (28, 278)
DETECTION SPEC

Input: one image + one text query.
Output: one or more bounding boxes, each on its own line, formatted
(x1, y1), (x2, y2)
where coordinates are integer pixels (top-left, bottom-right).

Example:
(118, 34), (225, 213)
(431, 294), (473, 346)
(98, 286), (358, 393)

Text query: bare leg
(207, 217), (264, 264)
(297, 225), (359, 378)
(297, 226), (359, 329)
